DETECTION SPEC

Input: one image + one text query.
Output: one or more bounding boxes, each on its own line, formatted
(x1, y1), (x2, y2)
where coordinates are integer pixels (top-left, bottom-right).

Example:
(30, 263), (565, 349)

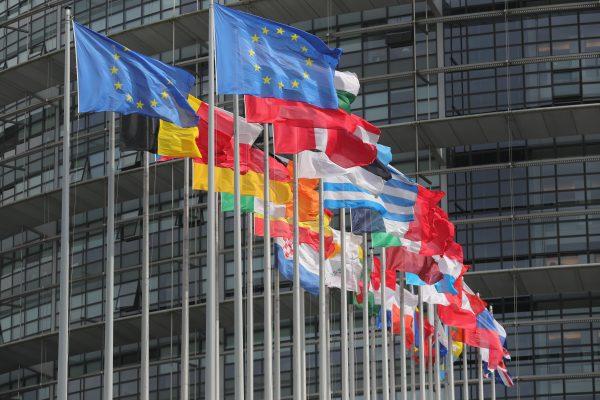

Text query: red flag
(385, 246), (443, 284)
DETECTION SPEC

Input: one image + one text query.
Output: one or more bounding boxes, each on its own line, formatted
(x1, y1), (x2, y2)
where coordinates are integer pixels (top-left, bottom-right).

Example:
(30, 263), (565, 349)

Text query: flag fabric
(463, 309), (505, 370)
(325, 228), (364, 292)
(221, 193), (256, 213)
(154, 95), (203, 158)
(437, 277), (478, 330)
(385, 246), (442, 285)
(483, 358), (514, 387)
(323, 174), (387, 214)
(432, 242), (465, 295)
(335, 70), (360, 113)
(195, 99), (262, 157)
(274, 237), (325, 295)
(73, 22), (197, 127)
(120, 113), (159, 152)
(354, 256), (380, 315)
(214, 4), (342, 109)
(192, 162), (292, 204)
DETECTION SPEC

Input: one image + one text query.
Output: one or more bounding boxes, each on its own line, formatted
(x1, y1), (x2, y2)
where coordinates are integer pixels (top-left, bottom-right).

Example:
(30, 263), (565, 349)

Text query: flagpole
(318, 179), (327, 400)
(205, 0), (218, 398)
(381, 250), (390, 400)
(141, 151), (150, 400)
(57, 9), (71, 400)
(417, 287), (426, 400)
(263, 124), (274, 400)
(434, 307), (442, 400)
(462, 344), (469, 400)
(340, 208), (349, 399)
(478, 348), (484, 400)
(246, 213), (254, 400)
(362, 233), (370, 400)
(389, 286), (396, 400)
(272, 129), (280, 400)
(300, 289), (307, 399)
(349, 303), (356, 400)
(369, 251), (377, 400)
(292, 154), (302, 400)
(399, 273), (408, 400)
(490, 305), (496, 400)
(232, 94), (245, 400)
(103, 112), (116, 400)
(410, 322), (417, 400)
(428, 303), (434, 399)
(447, 325), (455, 400)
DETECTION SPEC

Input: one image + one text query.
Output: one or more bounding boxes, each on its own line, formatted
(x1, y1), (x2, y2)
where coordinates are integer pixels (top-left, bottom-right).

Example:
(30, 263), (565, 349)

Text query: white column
(417, 287), (426, 400)
(263, 125), (273, 400)
(381, 250), (389, 400)
(140, 152), (150, 400)
(399, 274), (408, 400)
(362, 234), (370, 400)
(318, 180), (327, 399)
(246, 213), (254, 400)
(340, 209), (349, 399)
(293, 154), (302, 399)
(349, 304), (356, 400)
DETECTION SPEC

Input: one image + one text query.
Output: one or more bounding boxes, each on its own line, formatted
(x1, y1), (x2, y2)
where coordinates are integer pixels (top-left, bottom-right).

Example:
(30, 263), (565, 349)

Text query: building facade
(0, 0), (599, 399)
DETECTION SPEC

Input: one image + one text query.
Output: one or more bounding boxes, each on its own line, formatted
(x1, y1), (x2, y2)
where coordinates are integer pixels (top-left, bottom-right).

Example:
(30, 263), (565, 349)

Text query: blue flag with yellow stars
(73, 22), (198, 127)
(214, 4), (342, 110)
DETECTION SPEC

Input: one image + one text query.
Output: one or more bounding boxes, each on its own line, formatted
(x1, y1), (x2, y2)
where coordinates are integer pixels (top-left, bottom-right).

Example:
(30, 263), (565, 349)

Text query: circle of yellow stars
(110, 45), (168, 110)
(249, 25), (315, 91)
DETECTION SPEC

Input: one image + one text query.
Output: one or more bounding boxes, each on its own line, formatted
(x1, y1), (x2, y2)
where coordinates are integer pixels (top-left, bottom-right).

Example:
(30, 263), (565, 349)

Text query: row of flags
(71, 1), (514, 394)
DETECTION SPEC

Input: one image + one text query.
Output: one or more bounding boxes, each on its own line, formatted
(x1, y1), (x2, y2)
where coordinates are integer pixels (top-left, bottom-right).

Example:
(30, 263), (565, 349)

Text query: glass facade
(0, 0), (599, 399)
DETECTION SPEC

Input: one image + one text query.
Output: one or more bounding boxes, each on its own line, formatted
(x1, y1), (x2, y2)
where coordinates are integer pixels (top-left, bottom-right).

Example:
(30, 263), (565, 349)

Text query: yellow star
(150, 99), (158, 108)
(305, 58), (313, 67)
(301, 46), (308, 53)
(291, 33), (299, 41)
(276, 27), (284, 35)
(291, 80), (299, 88)
(125, 93), (133, 102)
(161, 90), (169, 99)
(302, 71), (309, 79)
(262, 26), (269, 35)
(136, 101), (144, 109)
(263, 76), (272, 84)
(110, 66), (118, 74)
(114, 81), (123, 90)
(248, 49), (256, 57)
(113, 53), (120, 61)
(278, 81), (284, 90)
(254, 64), (261, 72)
(123, 46), (130, 52)
(251, 34), (259, 43)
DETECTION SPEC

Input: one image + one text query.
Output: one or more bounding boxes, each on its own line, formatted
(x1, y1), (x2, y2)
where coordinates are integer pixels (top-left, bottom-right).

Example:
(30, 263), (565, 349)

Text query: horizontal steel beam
(453, 207), (600, 225)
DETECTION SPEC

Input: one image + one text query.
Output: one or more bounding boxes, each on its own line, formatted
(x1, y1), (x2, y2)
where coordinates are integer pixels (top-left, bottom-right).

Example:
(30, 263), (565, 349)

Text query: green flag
(371, 232), (402, 248)
(221, 193), (256, 213)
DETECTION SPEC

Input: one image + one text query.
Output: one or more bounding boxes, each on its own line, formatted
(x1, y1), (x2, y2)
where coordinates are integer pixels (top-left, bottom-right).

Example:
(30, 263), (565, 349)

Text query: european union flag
(214, 4), (342, 110)
(73, 22), (198, 127)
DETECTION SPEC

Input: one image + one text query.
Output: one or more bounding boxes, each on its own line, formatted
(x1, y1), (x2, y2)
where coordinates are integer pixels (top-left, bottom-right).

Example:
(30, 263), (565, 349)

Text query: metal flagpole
(390, 298), (396, 400)
(478, 348), (484, 400)
(57, 9), (71, 400)
(369, 251), (377, 400)
(340, 208), (349, 399)
(325, 289), (331, 400)
(381, 250), (389, 400)
(233, 94), (244, 400)
(417, 287), (426, 400)
(181, 161), (190, 400)
(428, 304), (434, 400)
(349, 303), (356, 400)
(318, 179), (327, 400)
(205, 0), (218, 398)
(410, 328), (417, 400)
(103, 112), (116, 400)
(274, 271), (281, 400)
(434, 309), (442, 400)
(293, 154), (302, 400)
(370, 315), (377, 399)
(362, 233), (370, 400)
(246, 213), (254, 400)
(462, 344), (469, 400)
(300, 290), (307, 399)
(447, 325), (455, 400)
(263, 124), (274, 400)
(141, 153), (150, 400)
(490, 305), (496, 400)
(399, 274), (408, 400)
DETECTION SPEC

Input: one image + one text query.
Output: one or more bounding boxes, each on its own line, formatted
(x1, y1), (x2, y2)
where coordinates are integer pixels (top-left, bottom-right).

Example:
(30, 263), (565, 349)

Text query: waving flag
(214, 4), (342, 109)
(73, 22), (197, 127)
(463, 309), (505, 370)
(325, 228), (364, 292)
(274, 238), (322, 295)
